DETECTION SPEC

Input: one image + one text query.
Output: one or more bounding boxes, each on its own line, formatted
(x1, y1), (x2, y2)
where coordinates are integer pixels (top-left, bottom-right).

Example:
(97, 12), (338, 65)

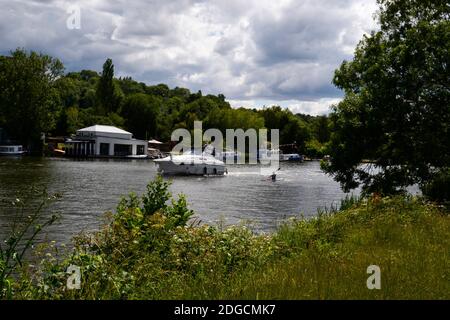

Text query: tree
(0, 49), (64, 150)
(121, 93), (160, 139)
(146, 83), (170, 98)
(169, 87), (191, 101)
(117, 76), (145, 95)
(323, 0), (450, 195)
(312, 116), (330, 144)
(79, 69), (99, 81)
(96, 58), (123, 114)
(55, 76), (80, 108)
(261, 106), (310, 149)
(156, 97), (184, 141)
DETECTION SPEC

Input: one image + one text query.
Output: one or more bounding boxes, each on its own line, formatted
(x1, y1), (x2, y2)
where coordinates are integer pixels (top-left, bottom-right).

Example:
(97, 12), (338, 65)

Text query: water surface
(0, 157), (356, 243)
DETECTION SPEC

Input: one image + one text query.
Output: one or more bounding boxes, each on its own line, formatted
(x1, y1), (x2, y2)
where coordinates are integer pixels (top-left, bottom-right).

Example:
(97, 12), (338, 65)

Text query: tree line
(0, 53), (330, 157)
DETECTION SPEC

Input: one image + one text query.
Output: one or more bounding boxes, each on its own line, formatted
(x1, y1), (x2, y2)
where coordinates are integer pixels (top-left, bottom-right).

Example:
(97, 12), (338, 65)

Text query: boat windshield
(182, 149), (203, 156)
(182, 146), (215, 156)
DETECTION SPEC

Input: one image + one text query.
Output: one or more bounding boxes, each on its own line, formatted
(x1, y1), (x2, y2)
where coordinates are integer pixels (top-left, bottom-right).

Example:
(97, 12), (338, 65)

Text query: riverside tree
(121, 93), (160, 140)
(323, 0), (450, 195)
(96, 58), (123, 114)
(0, 49), (64, 150)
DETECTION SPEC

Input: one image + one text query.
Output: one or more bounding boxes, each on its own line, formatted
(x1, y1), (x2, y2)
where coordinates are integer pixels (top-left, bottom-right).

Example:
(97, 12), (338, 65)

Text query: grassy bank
(3, 178), (449, 300)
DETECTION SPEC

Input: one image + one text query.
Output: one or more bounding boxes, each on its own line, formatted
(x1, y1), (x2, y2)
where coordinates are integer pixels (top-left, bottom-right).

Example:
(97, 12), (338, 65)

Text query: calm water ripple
(0, 157), (357, 243)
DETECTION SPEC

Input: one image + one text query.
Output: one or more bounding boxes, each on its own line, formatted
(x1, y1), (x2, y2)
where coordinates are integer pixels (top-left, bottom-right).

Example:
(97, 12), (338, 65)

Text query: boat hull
(0, 151), (27, 156)
(0, 145), (27, 156)
(155, 159), (226, 176)
(280, 154), (303, 162)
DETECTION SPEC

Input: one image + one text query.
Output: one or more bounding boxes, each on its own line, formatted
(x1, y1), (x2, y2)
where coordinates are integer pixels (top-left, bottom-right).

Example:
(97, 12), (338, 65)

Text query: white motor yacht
(154, 150), (226, 176)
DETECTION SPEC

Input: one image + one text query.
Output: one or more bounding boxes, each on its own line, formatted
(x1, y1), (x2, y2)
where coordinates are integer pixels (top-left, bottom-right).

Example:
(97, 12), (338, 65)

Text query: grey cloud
(0, 0), (378, 114)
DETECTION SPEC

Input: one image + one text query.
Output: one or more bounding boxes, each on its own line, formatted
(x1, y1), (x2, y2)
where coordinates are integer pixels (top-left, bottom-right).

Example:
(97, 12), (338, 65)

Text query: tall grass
(0, 189), (60, 299)
(5, 178), (450, 300)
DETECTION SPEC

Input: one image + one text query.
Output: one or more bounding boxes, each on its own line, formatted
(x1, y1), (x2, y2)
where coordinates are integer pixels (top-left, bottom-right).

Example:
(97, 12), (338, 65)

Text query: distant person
(271, 172), (276, 181)
(270, 168), (280, 181)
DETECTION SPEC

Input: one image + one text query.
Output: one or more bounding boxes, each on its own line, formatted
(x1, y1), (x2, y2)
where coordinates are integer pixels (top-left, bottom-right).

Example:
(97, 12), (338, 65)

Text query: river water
(0, 157), (358, 243)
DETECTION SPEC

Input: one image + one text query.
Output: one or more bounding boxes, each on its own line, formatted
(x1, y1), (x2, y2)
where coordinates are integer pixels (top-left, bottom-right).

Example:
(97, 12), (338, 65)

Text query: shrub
(422, 168), (450, 205)
(6, 179), (450, 300)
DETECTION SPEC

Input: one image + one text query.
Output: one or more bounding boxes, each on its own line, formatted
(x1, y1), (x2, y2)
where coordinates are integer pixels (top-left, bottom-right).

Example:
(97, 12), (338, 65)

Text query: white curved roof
(77, 125), (131, 135)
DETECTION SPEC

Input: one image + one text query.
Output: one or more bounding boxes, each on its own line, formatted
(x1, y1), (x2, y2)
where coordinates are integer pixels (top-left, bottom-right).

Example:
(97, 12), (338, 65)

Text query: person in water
(271, 172), (276, 181)
(270, 168), (280, 181)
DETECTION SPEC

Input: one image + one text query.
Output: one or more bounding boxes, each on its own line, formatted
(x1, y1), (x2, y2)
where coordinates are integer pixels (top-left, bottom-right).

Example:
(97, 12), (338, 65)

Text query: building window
(137, 145), (145, 155)
(100, 143), (109, 156)
(114, 144), (132, 156)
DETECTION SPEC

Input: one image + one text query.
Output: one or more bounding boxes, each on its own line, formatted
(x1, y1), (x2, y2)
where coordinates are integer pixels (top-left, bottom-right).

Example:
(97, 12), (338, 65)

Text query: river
(0, 157), (358, 243)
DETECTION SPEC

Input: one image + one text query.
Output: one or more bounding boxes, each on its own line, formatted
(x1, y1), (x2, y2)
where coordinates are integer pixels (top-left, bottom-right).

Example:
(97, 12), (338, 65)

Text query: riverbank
(4, 177), (449, 300)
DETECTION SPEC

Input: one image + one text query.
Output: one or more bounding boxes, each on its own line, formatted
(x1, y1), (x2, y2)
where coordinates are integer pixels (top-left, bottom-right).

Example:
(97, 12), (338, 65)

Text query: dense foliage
(0, 49), (330, 155)
(422, 168), (450, 205)
(0, 50), (64, 151)
(323, 0), (450, 195)
(2, 178), (449, 299)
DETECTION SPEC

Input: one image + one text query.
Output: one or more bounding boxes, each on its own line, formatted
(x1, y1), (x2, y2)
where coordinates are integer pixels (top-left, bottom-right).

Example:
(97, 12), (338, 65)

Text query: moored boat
(258, 148), (281, 163)
(215, 150), (242, 163)
(258, 149), (303, 162)
(0, 145), (26, 156)
(280, 153), (303, 162)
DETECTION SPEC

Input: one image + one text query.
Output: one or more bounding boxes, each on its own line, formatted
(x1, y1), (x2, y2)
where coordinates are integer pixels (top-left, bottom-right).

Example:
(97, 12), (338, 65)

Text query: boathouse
(65, 125), (148, 158)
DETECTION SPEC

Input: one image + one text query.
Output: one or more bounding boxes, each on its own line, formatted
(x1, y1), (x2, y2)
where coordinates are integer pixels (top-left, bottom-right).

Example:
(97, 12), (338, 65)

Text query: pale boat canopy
(148, 139), (163, 144)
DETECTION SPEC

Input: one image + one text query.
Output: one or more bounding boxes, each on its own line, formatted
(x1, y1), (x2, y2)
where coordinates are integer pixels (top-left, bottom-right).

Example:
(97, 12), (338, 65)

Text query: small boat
(52, 148), (66, 156)
(155, 150), (226, 176)
(258, 149), (281, 163)
(0, 145), (26, 156)
(215, 150), (242, 163)
(258, 149), (303, 162)
(280, 153), (303, 162)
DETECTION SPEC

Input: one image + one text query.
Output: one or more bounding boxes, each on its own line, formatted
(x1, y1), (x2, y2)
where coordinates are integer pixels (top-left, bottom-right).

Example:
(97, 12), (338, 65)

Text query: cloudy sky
(0, 0), (379, 115)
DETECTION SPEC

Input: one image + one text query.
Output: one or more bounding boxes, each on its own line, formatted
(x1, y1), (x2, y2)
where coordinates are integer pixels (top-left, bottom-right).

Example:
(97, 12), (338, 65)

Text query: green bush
(422, 168), (450, 204)
(5, 179), (450, 300)
(305, 139), (328, 158)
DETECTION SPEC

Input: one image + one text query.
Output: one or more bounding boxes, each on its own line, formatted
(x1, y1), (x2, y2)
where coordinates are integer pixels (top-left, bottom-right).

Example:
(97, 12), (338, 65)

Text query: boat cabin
(0, 145), (26, 155)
